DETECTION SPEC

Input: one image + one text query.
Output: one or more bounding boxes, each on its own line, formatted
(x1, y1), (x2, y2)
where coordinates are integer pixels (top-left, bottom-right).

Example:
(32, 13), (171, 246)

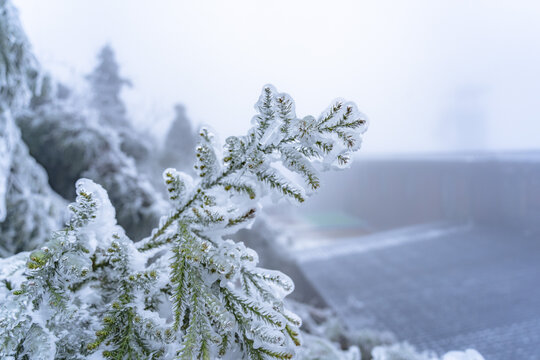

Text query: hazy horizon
(13, 0), (540, 154)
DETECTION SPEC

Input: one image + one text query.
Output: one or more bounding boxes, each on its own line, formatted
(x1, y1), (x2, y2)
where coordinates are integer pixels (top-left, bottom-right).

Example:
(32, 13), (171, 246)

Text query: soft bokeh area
(14, 0), (540, 153)
(2, 1), (539, 359)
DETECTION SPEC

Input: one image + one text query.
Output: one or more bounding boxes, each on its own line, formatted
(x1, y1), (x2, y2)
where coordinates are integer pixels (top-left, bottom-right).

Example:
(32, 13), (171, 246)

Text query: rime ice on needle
(1, 85), (368, 359)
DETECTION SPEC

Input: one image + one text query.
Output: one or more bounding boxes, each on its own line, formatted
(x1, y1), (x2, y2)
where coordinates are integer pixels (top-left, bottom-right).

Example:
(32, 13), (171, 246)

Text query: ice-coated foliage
(371, 344), (485, 360)
(11, 45), (165, 241)
(0, 85), (368, 359)
(0, 0), (39, 108)
(0, 114), (12, 222)
(160, 104), (197, 172)
(0, 0), (66, 257)
(86, 44), (152, 162)
(0, 180), (168, 359)
(297, 334), (360, 360)
(287, 299), (397, 360)
(136, 84), (368, 359)
(16, 90), (166, 240)
(0, 109), (66, 257)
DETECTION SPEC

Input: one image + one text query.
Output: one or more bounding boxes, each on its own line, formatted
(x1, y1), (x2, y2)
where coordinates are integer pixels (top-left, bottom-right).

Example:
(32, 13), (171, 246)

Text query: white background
(14, 0), (540, 154)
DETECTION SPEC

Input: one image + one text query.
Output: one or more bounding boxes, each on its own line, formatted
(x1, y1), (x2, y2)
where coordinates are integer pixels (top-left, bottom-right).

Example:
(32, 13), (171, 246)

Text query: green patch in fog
(304, 211), (368, 229)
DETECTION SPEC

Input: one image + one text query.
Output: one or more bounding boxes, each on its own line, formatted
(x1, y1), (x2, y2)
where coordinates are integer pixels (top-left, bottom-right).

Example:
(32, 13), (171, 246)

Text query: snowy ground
(283, 217), (540, 359)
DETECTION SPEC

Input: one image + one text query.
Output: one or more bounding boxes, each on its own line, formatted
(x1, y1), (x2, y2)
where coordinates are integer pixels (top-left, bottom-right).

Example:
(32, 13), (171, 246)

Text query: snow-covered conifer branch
(1, 85), (367, 359)
(142, 84), (367, 250)
(133, 85), (367, 359)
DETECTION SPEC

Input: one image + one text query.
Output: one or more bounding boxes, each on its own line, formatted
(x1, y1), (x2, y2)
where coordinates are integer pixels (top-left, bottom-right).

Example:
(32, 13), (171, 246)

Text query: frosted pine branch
(0, 85), (368, 359)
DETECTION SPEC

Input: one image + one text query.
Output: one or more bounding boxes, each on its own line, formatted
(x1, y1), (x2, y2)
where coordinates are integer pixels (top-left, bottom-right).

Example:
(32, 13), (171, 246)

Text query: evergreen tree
(0, 0), (66, 257)
(160, 104), (197, 172)
(16, 85), (166, 240)
(1, 0), (164, 245)
(86, 45), (131, 125)
(9, 43), (165, 241)
(86, 44), (152, 162)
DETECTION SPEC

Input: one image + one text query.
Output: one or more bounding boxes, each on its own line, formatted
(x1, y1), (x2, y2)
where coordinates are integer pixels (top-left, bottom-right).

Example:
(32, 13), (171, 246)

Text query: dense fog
(14, 0), (540, 153)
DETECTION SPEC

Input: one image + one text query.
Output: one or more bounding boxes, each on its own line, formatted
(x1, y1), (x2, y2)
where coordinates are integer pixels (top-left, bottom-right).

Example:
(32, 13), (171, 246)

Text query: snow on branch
(0, 85), (368, 359)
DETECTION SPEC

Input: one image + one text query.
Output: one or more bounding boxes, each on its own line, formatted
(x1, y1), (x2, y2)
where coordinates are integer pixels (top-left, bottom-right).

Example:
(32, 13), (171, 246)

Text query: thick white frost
(0, 110), (17, 222)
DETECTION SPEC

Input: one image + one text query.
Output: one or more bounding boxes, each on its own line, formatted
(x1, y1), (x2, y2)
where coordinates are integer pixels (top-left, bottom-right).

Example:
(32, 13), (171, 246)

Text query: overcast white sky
(13, 0), (540, 153)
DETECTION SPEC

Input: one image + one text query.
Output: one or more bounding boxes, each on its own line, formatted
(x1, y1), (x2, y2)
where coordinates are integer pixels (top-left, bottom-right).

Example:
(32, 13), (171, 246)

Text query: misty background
(2, 1), (540, 358)
(13, 0), (540, 154)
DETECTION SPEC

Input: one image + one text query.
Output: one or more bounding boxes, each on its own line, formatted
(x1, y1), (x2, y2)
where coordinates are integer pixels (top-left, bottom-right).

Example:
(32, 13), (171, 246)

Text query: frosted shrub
(371, 344), (485, 360)
(0, 85), (368, 359)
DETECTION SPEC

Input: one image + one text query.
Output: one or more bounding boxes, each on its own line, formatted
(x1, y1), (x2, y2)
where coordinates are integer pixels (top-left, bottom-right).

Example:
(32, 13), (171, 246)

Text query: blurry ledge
(264, 151), (540, 359)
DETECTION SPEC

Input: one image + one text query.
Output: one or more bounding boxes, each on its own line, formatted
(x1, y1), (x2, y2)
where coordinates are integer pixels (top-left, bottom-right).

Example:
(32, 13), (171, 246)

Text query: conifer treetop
(86, 44), (132, 108)
(161, 103), (197, 171)
(85, 44), (153, 162)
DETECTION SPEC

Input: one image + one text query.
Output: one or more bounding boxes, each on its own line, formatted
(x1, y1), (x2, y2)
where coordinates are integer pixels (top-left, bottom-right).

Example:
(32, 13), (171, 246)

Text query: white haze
(13, 0), (540, 154)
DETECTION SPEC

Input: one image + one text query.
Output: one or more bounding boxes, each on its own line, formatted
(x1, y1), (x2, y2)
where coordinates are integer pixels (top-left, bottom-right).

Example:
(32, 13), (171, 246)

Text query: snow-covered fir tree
(160, 104), (197, 173)
(0, 109), (67, 257)
(86, 44), (152, 162)
(16, 77), (166, 240)
(0, 84), (369, 359)
(1, 0), (165, 249)
(0, 0), (66, 257)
